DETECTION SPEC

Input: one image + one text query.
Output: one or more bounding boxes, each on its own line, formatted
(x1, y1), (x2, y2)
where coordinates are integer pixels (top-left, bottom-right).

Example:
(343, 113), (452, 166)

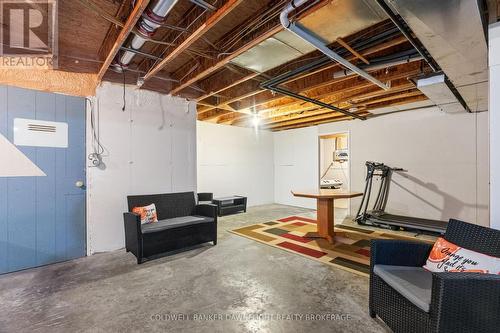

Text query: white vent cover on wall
(13, 118), (68, 148)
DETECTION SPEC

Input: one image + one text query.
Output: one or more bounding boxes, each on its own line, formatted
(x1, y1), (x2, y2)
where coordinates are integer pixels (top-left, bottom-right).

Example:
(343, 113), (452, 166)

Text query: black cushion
(141, 215), (214, 234)
(127, 192), (196, 219)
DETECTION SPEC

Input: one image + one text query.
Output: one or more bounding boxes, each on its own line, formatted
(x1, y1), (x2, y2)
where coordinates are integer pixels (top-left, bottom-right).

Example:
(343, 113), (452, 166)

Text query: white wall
(489, 22), (500, 230)
(197, 121), (274, 207)
(86, 82), (197, 254)
(274, 126), (319, 209)
(274, 108), (490, 227)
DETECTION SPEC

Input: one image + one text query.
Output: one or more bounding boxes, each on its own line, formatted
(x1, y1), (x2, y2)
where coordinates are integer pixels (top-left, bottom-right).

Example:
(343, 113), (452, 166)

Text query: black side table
(212, 196), (247, 216)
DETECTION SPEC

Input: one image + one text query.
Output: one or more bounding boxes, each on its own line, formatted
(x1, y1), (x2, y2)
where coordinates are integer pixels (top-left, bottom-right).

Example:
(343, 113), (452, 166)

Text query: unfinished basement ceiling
(230, 31), (315, 73)
(387, 0), (489, 112)
(44, 0), (499, 130)
(230, 0), (387, 73)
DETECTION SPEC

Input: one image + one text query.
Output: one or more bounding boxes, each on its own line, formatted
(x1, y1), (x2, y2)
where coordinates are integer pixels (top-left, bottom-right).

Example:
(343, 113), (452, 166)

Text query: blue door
(0, 85), (86, 274)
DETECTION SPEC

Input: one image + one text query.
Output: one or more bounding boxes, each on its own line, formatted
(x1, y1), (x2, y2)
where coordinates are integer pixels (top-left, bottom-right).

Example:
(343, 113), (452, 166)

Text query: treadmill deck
(369, 212), (447, 234)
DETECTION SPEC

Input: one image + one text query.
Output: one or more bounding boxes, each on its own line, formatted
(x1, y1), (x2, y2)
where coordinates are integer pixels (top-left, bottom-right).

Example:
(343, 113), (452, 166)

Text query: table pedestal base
(303, 197), (335, 244)
(304, 231), (334, 243)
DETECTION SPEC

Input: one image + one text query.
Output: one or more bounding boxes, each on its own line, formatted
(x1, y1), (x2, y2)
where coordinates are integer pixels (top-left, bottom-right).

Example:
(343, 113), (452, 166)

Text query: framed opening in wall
(319, 132), (350, 223)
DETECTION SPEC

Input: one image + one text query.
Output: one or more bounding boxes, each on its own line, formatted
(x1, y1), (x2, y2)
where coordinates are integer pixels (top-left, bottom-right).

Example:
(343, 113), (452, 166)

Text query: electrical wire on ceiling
(217, 0), (289, 53)
(144, 1), (216, 76)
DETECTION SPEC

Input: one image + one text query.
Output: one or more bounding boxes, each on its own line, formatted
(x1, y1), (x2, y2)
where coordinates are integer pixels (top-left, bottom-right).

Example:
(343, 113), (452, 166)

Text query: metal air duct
(384, 0), (488, 112)
(280, 0), (390, 91)
(413, 73), (467, 113)
(111, 0), (179, 73)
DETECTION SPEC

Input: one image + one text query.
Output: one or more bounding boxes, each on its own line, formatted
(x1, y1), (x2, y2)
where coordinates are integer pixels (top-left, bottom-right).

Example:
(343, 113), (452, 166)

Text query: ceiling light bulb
(252, 114), (261, 127)
(137, 77), (145, 87)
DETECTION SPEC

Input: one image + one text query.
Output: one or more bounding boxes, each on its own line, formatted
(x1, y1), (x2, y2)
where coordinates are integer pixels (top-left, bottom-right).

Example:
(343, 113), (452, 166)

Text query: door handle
(75, 180), (85, 188)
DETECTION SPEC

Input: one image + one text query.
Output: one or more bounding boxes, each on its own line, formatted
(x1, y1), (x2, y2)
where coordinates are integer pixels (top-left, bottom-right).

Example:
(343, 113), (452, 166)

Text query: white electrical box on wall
(13, 118), (68, 148)
(334, 149), (349, 162)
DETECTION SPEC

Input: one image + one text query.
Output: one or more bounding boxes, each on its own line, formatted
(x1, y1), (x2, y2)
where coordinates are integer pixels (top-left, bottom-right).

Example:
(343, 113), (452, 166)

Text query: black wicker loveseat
(370, 219), (500, 333)
(123, 191), (217, 264)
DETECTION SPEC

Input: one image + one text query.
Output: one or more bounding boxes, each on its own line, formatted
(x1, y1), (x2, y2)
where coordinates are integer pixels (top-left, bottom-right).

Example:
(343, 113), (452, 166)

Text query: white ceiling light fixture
(252, 112), (261, 128)
(251, 96), (261, 130)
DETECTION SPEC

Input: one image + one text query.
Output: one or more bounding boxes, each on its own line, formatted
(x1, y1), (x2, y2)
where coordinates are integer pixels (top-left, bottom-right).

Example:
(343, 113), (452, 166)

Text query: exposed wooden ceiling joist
(270, 94), (429, 131)
(169, 0), (329, 96)
(262, 61), (426, 114)
(29, 0), (448, 131)
(197, 35), (410, 114)
(143, 0), (244, 81)
(221, 61), (429, 129)
(196, 71), (261, 102)
(171, 25), (282, 95)
(97, 0), (151, 82)
(214, 58), (426, 125)
(244, 89), (424, 129)
(256, 82), (418, 126)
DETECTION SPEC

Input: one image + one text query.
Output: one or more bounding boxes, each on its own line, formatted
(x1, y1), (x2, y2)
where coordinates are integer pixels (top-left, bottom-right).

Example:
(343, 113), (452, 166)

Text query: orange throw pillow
(424, 237), (500, 274)
(132, 204), (158, 225)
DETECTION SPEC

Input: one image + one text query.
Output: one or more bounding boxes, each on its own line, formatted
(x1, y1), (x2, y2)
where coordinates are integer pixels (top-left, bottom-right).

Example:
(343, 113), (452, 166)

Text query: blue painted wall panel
(7, 87), (37, 272)
(54, 94), (68, 262)
(64, 97), (86, 259)
(35, 91), (57, 266)
(65, 195), (86, 260)
(0, 86), (8, 273)
(0, 85), (86, 274)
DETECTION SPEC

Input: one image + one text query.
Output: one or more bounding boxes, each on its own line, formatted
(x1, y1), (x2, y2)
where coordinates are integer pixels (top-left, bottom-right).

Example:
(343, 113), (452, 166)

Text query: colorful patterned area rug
(230, 216), (433, 277)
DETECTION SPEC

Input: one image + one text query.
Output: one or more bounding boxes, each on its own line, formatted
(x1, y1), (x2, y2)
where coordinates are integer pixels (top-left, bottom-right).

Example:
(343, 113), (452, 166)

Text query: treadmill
(355, 161), (448, 235)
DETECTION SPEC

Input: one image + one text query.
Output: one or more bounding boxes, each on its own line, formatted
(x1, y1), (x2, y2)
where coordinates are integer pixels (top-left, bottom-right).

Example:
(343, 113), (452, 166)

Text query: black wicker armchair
(370, 219), (500, 333)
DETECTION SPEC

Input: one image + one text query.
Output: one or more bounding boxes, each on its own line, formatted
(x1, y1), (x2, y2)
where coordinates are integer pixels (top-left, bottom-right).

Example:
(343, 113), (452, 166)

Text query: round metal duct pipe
(111, 0), (179, 73)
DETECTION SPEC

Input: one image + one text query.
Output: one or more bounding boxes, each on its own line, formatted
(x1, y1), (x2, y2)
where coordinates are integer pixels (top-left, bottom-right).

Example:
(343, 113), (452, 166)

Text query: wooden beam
(261, 90), (425, 129)
(271, 112), (371, 131)
(96, 0), (132, 61)
(135, 4), (205, 72)
(0, 69), (97, 97)
(230, 60), (425, 121)
(336, 37), (370, 65)
(144, 0), (244, 81)
(196, 72), (260, 102)
(260, 81), (416, 121)
(171, 25), (282, 95)
(198, 109), (233, 121)
(197, 79), (263, 113)
(216, 111), (244, 125)
(200, 36), (410, 113)
(169, 0), (329, 96)
(225, 72), (420, 127)
(358, 90), (423, 106)
(257, 82), (417, 126)
(257, 64), (424, 118)
(264, 90), (423, 128)
(197, 101), (235, 112)
(268, 95), (428, 131)
(235, 36), (410, 111)
(97, 0), (150, 82)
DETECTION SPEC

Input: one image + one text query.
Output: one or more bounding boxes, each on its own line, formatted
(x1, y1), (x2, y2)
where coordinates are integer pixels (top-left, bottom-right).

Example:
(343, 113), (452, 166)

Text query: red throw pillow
(132, 204), (158, 225)
(424, 237), (500, 274)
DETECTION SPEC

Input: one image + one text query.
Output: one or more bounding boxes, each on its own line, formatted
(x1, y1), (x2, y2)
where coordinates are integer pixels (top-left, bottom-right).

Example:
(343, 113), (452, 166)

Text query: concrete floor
(0, 204), (390, 333)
